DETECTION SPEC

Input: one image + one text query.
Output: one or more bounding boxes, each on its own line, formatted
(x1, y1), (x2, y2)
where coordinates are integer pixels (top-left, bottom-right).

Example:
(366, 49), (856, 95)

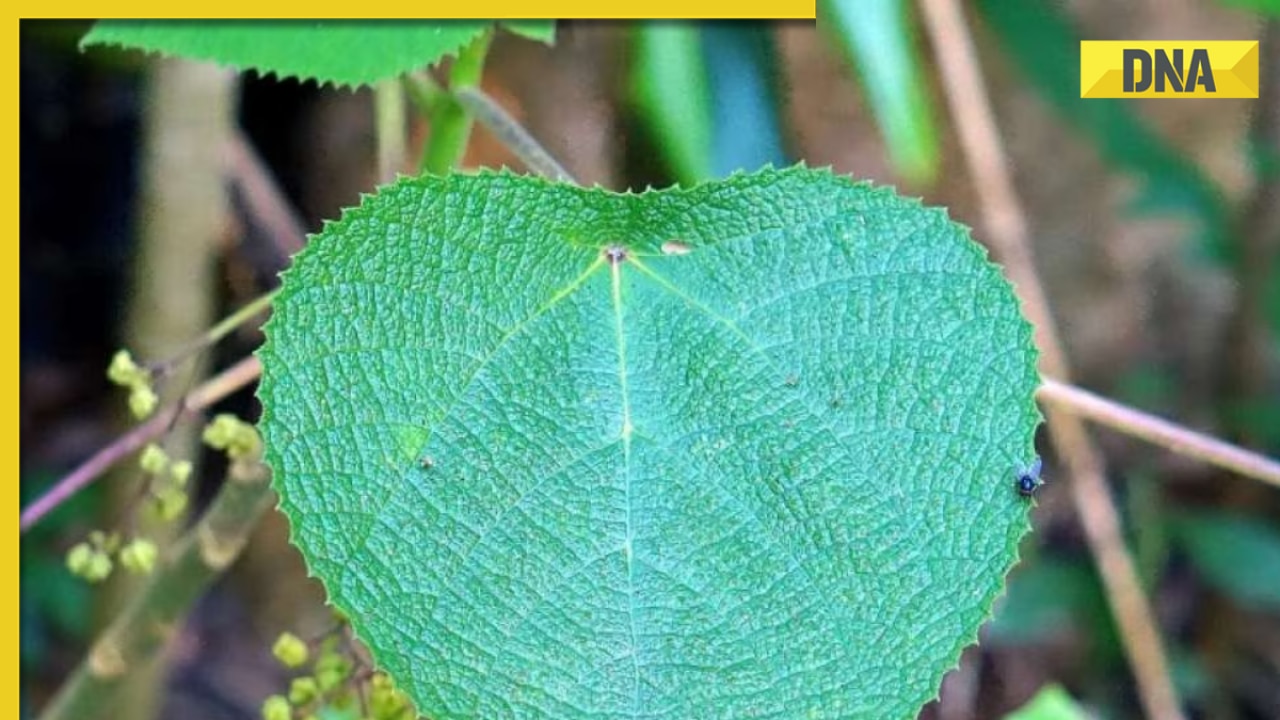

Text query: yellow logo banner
(1080, 41), (1258, 98)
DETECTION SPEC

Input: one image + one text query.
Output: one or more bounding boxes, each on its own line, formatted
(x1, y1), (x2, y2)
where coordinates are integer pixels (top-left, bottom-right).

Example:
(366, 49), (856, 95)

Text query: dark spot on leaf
(420, 456), (435, 470)
(604, 245), (628, 264)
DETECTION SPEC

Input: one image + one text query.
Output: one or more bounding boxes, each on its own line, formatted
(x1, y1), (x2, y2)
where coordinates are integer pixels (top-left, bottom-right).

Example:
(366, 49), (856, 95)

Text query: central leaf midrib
(599, 249), (874, 717)
(608, 257), (642, 716)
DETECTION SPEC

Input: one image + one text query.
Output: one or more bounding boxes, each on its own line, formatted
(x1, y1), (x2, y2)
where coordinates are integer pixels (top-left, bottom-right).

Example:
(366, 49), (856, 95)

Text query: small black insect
(1016, 456), (1045, 497)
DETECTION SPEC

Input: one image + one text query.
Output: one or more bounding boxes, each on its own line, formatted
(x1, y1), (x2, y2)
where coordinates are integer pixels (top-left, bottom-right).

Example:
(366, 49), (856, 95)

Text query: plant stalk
(95, 56), (236, 720)
(151, 289), (278, 377)
(375, 78), (407, 183)
(453, 86), (573, 182)
(1038, 379), (1280, 488)
(420, 30), (493, 174)
(37, 457), (274, 720)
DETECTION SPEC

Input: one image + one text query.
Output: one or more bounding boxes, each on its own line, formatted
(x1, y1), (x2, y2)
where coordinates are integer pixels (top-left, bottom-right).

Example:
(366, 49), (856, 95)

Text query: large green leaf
(81, 20), (554, 88)
(258, 167), (1042, 718)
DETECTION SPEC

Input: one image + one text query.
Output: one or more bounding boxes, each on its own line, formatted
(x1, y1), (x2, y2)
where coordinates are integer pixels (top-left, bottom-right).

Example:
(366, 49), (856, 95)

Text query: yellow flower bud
(260, 694), (291, 720)
(288, 676), (319, 704)
(129, 385), (159, 419)
(139, 443), (170, 475)
(169, 460), (194, 485)
(152, 486), (188, 522)
(66, 542), (93, 577)
(272, 632), (310, 668)
(107, 349), (143, 386)
(120, 538), (159, 574)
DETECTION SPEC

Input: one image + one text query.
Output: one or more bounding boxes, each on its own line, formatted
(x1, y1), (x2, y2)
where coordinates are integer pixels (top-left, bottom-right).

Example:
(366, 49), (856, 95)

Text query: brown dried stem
(1038, 379), (1280, 487)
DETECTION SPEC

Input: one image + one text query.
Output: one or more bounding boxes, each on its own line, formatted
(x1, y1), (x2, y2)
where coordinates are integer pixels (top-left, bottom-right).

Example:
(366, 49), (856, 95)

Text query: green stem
(375, 78), (407, 183)
(403, 71), (444, 119)
(208, 289), (277, 345)
(420, 30), (493, 174)
(37, 456), (274, 720)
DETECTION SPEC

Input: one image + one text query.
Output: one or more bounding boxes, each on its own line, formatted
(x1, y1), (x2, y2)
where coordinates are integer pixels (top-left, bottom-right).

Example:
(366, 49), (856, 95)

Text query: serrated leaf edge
(80, 20), (553, 90)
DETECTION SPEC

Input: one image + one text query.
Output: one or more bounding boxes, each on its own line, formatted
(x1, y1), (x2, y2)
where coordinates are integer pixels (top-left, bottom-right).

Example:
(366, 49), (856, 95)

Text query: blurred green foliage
(1172, 510), (1280, 609)
(975, 0), (1230, 262)
(1003, 685), (1090, 720)
(819, 0), (939, 183)
(630, 23), (713, 185)
(20, 472), (95, 673)
(630, 23), (786, 185)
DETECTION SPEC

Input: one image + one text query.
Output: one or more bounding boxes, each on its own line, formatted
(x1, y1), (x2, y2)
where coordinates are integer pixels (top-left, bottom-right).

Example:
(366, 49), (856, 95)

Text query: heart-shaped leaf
(81, 20), (555, 88)
(258, 167), (1042, 718)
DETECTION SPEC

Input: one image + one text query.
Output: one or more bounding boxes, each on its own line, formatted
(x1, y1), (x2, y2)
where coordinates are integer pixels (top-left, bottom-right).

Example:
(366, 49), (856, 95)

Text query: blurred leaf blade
(1004, 685), (1091, 720)
(975, 0), (1230, 261)
(500, 21), (558, 44)
(819, 0), (941, 183)
(1172, 510), (1280, 609)
(1215, 0), (1280, 15)
(701, 23), (789, 177)
(630, 22), (714, 185)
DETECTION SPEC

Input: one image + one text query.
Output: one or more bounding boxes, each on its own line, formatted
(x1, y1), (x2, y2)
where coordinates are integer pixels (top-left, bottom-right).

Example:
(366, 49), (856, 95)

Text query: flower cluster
(107, 349), (158, 419)
(262, 627), (417, 720)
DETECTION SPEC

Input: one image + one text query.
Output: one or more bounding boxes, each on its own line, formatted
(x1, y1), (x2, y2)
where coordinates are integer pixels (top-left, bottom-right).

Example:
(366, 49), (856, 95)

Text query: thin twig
(226, 130), (307, 258)
(453, 86), (575, 182)
(19, 356), (262, 534)
(1038, 379), (1280, 487)
(23, 128), (307, 534)
(917, 1), (1185, 718)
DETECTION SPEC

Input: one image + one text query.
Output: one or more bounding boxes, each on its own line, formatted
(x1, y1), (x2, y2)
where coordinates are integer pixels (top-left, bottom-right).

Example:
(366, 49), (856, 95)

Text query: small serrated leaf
(258, 167), (1042, 718)
(81, 20), (555, 89)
